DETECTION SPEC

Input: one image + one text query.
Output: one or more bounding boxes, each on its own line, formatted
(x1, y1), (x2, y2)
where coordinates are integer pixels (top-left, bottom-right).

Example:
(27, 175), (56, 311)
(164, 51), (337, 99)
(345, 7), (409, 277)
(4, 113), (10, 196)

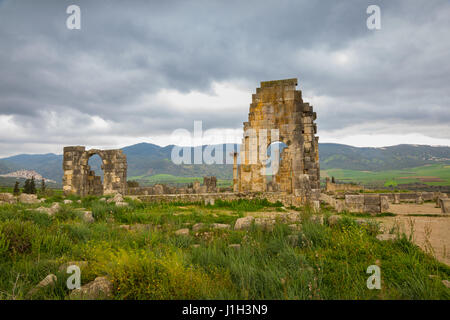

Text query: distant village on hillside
(0, 169), (56, 183)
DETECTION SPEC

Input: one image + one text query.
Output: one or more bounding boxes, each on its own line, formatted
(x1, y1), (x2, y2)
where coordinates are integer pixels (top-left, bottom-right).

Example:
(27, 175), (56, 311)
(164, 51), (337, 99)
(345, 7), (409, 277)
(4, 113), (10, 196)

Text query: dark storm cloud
(0, 0), (449, 156)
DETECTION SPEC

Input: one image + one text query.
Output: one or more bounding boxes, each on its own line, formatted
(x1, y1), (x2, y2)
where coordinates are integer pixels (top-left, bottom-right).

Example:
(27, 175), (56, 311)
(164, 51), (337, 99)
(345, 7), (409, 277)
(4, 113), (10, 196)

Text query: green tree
(13, 181), (20, 196)
(40, 179), (46, 193)
(23, 179), (31, 194)
(30, 177), (37, 194)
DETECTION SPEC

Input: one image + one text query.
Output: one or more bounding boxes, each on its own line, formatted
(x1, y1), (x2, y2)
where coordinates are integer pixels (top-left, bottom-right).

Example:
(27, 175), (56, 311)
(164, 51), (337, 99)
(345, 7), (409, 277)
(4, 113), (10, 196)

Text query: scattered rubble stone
(309, 215), (324, 225)
(287, 235), (299, 246)
(288, 224), (302, 232)
(0, 193), (16, 204)
(27, 274), (57, 297)
(35, 202), (61, 216)
(107, 193), (124, 204)
(115, 201), (129, 207)
(19, 193), (39, 204)
(286, 212), (301, 223)
(175, 228), (190, 236)
(192, 223), (206, 232)
(255, 218), (275, 231)
(234, 216), (254, 230)
(327, 215), (342, 227)
(83, 211), (94, 223)
(376, 234), (397, 241)
(211, 223), (230, 230)
(69, 276), (113, 300)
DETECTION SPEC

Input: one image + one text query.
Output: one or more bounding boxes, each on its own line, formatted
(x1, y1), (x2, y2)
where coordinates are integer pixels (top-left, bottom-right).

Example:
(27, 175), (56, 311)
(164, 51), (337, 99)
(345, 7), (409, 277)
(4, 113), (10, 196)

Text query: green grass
(323, 164), (450, 187)
(0, 197), (448, 300)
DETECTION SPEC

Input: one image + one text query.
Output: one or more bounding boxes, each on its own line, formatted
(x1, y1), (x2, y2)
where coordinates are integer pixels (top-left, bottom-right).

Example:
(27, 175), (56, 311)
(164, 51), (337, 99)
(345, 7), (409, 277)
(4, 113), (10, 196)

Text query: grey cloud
(0, 0), (449, 157)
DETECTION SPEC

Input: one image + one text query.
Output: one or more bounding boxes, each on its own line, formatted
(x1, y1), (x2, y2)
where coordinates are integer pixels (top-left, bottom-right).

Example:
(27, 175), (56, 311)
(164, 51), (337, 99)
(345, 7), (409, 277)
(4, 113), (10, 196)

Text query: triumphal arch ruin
(235, 78), (320, 203)
(62, 146), (127, 196)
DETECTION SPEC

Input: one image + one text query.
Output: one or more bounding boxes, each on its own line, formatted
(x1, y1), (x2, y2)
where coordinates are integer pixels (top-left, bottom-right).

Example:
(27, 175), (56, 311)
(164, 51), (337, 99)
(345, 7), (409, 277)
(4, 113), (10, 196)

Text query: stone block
(380, 196), (390, 212)
(364, 204), (381, 214)
(364, 194), (380, 205)
(440, 198), (450, 213)
(345, 195), (364, 205)
(234, 216), (254, 230)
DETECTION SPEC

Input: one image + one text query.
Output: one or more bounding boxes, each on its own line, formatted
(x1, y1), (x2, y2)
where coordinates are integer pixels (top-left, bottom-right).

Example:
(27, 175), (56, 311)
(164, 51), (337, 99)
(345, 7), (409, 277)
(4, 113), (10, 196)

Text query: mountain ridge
(0, 143), (449, 185)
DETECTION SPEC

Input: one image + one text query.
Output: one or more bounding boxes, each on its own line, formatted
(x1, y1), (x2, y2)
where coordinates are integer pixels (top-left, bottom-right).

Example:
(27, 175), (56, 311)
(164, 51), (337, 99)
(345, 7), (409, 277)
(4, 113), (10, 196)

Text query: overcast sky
(0, 0), (449, 157)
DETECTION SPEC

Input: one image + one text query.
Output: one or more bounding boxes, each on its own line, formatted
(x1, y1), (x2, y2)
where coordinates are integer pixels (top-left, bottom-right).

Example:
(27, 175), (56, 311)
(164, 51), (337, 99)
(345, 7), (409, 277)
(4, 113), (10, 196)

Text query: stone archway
(237, 78), (320, 202)
(63, 146), (127, 196)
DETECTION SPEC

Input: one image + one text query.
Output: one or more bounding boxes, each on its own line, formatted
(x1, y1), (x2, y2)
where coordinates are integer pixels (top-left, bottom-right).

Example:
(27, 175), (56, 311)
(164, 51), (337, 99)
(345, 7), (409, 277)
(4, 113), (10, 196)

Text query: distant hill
(0, 143), (448, 186)
(319, 143), (450, 171)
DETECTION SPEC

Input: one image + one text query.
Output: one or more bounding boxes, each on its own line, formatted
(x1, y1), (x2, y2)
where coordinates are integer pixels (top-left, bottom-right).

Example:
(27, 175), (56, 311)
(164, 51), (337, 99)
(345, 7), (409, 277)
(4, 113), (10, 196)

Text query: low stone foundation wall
(325, 179), (363, 194)
(378, 192), (445, 204)
(127, 178), (219, 195)
(320, 191), (450, 215)
(345, 194), (389, 214)
(320, 193), (389, 215)
(136, 192), (319, 209)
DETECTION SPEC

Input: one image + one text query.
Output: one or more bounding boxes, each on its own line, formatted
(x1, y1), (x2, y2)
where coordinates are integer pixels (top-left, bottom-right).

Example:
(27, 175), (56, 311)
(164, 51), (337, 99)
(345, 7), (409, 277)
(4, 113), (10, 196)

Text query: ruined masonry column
(233, 152), (238, 192)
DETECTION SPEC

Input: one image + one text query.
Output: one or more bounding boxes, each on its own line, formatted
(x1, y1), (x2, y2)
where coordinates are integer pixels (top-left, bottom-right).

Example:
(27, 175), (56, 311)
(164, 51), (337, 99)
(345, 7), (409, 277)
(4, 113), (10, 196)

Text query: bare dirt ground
(376, 203), (450, 265)
(388, 203), (442, 215)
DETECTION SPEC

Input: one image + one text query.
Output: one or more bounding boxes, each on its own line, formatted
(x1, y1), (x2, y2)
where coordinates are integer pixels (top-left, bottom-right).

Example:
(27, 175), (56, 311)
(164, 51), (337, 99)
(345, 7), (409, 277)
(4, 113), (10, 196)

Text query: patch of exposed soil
(377, 203), (449, 265)
(388, 203), (442, 215)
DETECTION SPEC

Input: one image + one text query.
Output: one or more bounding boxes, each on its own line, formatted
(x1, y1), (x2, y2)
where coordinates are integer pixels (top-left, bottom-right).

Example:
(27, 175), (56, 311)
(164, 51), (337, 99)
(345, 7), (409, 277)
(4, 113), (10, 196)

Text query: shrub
(0, 231), (10, 257)
(53, 206), (78, 222)
(298, 221), (332, 249)
(90, 248), (231, 299)
(0, 221), (37, 255)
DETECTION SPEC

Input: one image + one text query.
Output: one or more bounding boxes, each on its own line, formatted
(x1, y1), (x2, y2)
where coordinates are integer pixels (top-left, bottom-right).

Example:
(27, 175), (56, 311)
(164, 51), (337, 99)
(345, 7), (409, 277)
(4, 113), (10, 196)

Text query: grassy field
(129, 173), (232, 188)
(323, 164), (450, 187)
(0, 195), (449, 300)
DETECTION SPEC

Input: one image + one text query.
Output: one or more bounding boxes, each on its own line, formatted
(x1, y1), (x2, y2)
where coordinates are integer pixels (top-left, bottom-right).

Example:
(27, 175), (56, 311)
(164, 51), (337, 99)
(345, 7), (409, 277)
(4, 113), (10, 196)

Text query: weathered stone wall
(320, 193), (389, 215)
(63, 146), (127, 196)
(377, 192), (443, 204)
(320, 191), (450, 215)
(127, 176), (220, 196)
(203, 176), (217, 193)
(136, 192), (311, 208)
(325, 178), (363, 193)
(237, 78), (320, 204)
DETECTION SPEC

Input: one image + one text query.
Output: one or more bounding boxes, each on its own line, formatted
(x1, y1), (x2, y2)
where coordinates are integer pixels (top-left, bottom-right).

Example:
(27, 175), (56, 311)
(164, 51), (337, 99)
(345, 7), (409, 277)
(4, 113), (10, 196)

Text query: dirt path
(376, 203), (450, 265)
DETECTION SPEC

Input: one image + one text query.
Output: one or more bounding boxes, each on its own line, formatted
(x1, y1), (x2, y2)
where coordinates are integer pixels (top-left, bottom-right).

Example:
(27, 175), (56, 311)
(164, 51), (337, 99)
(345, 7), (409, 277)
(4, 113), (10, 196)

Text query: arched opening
(265, 141), (288, 186)
(87, 153), (104, 195)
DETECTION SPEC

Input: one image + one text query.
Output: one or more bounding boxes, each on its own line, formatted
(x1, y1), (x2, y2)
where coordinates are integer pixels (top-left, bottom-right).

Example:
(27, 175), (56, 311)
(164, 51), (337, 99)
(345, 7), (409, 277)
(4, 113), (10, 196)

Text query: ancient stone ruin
(325, 177), (363, 193)
(62, 78), (321, 207)
(127, 176), (219, 196)
(203, 176), (217, 193)
(63, 146), (127, 196)
(235, 78), (320, 203)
